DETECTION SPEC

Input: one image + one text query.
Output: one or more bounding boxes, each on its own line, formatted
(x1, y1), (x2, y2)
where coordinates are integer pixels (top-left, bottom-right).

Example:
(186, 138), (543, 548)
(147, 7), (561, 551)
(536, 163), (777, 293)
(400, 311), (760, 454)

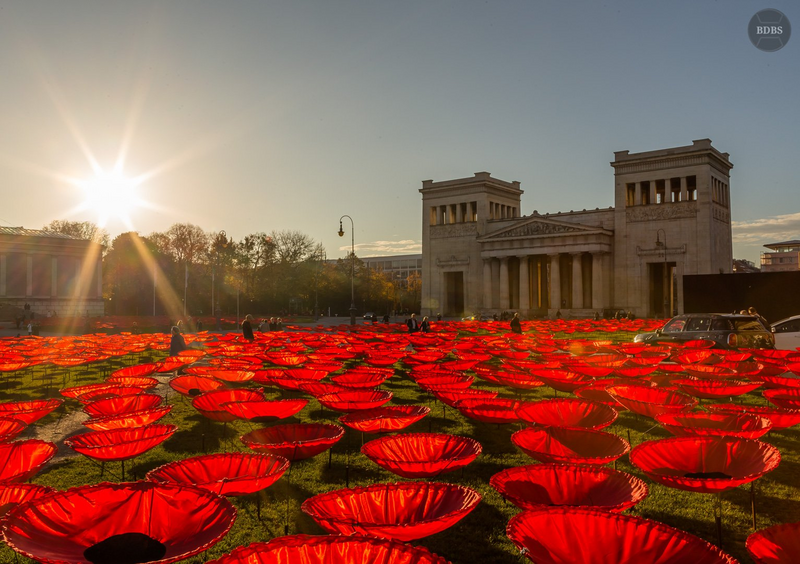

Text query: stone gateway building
(420, 139), (733, 319)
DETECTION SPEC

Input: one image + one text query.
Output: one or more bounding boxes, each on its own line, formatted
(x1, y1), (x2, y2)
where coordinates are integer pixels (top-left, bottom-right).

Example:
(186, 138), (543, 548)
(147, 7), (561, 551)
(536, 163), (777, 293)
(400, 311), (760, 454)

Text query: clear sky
(0, 1), (797, 264)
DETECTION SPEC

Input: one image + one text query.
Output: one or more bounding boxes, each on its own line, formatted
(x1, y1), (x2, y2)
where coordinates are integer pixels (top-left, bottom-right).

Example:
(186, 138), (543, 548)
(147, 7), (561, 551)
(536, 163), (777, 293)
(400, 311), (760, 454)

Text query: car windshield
(662, 318), (686, 332)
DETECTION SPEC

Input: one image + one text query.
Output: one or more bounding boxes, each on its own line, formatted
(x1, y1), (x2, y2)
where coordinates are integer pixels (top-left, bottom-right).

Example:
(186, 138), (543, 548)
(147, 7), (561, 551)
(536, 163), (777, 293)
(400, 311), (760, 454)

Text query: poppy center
(84, 532), (167, 564)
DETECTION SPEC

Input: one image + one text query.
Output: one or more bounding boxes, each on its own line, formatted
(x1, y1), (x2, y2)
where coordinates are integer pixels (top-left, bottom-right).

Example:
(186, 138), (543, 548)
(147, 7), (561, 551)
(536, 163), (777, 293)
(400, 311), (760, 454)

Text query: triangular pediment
(478, 216), (612, 241)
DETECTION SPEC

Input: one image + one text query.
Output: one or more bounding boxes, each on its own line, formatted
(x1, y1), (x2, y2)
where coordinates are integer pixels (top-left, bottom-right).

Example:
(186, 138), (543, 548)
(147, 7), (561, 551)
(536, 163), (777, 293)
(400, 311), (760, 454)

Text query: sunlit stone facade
(420, 139), (733, 319)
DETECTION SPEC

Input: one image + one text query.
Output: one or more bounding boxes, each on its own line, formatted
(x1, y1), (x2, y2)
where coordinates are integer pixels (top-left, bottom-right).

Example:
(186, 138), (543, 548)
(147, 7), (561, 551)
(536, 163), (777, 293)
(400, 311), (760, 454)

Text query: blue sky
(0, 1), (797, 264)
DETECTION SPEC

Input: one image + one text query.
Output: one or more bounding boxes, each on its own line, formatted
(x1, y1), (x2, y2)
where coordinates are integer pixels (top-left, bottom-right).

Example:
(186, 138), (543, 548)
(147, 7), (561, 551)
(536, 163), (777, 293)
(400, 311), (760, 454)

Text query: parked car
(363, 312), (377, 322)
(633, 313), (774, 349)
(771, 315), (800, 350)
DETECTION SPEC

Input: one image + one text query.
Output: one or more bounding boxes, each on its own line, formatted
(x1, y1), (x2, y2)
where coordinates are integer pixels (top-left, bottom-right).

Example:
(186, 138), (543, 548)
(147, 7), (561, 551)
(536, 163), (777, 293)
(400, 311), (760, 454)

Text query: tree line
(43, 220), (421, 318)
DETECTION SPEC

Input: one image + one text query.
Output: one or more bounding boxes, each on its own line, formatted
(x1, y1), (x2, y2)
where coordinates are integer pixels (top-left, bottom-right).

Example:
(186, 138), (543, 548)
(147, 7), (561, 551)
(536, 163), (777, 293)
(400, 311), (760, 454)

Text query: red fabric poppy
(296, 381), (350, 397)
(84, 406), (173, 431)
(83, 394), (162, 418)
(454, 398), (522, 424)
(147, 452), (289, 496)
(109, 363), (159, 379)
(0, 439), (56, 483)
(77, 385), (147, 404)
(507, 507), (737, 564)
(202, 370), (256, 383)
(331, 371), (392, 388)
(301, 481), (480, 542)
(759, 372), (800, 389)
(490, 463), (648, 512)
(65, 424), (177, 462)
(573, 379), (652, 409)
(607, 385), (697, 418)
(488, 371), (545, 390)
(192, 389), (264, 422)
(221, 399), (308, 422)
(61, 382), (117, 400)
(707, 403), (800, 430)
(674, 378), (762, 399)
(0, 417), (26, 443)
(2, 481), (236, 564)
(169, 375), (226, 397)
(339, 405), (430, 433)
(630, 436), (780, 493)
(430, 388), (498, 408)
(415, 374), (475, 391)
(240, 423), (344, 461)
(655, 412), (772, 439)
(516, 399), (618, 430)
(316, 390), (393, 412)
(361, 433), (481, 478)
(529, 369), (594, 393)
(511, 426), (630, 465)
(747, 521), (800, 564)
(205, 534), (451, 564)
(0, 483), (55, 518)
(106, 376), (159, 390)
(763, 388), (800, 410)
(263, 352), (308, 366)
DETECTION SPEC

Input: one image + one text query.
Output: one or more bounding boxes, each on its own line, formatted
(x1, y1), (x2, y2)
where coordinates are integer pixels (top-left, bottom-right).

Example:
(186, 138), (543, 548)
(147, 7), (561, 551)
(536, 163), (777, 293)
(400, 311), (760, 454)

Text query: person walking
(241, 314), (255, 342)
(421, 316), (431, 333)
(510, 313), (522, 334)
(406, 313), (420, 333)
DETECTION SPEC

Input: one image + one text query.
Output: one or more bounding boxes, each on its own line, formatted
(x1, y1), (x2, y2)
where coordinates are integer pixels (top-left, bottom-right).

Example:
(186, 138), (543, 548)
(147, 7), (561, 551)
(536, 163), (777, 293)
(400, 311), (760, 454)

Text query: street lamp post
(338, 215), (357, 326)
(212, 231), (226, 331)
(655, 229), (669, 318)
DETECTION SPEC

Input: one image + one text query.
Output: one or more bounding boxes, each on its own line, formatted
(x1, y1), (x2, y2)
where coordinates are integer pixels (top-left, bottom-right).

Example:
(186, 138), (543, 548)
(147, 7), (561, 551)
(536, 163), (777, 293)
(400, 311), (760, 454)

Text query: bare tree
(42, 220), (109, 247)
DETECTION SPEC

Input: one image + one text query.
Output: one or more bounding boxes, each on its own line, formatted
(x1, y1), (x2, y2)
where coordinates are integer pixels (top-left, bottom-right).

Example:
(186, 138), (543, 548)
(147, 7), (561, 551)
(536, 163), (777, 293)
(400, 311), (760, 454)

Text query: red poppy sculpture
(763, 388), (800, 410)
(747, 521), (800, 564)
(655, 411), (772, 439)
(507, 507), (737, 564)
(674, 378), (762, 400)
(83, 405), (173, 432)
(607, 385), (697, 419)
(339, 405), (430, 434)
(361, 433), (481, 478)
(491, 463), (648, 512)
(205, 535), (451, 564)
(629, 436), (780, 493)
(192, 389), (265, 422)
(0, 417), (26, 443)
(147, 452), (289, 497)
(707, 403), (800, 430)
(83, 394), (162, 419)
(316, 390), (393, 412)
(109, 363), (159, 379)
(454, 398), (522, 424)
(241, 423), (344, 461)
(2, 481), (236, 564)
(430, 388), (499, 408)
(106, 376), (159, 390)
(65, 424), (177, 463)
(0, 483), (55, 518)
(516, 398), (618, 430)
(330, 371), (392, 389)
(222, 399), (308, 423)
(169, 375), (226, 397)
(511, 426), (630, 465)
(0, 439), (57, 483)
(301, 481), (480, 542)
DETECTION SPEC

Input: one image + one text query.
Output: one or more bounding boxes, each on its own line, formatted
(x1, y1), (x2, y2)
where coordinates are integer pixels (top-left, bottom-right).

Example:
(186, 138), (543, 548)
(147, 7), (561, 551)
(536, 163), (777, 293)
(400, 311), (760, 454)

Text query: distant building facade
(363, 254), (422, 289)
(761, 240), (800, 272)
(0, 227), (104, 316)
(420, 139), (734, 319)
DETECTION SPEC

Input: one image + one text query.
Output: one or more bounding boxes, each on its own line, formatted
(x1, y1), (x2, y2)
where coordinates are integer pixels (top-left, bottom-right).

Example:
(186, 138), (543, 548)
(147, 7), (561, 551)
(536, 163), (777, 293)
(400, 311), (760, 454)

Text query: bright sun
(77, 170), (143, 228)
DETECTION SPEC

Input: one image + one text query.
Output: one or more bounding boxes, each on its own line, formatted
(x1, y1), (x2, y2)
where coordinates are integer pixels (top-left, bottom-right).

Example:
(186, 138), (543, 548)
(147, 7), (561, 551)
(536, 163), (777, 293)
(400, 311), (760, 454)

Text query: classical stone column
(482, 258), (492, 310)
(0, 255), (6, 296)
(634, 182), (642, 205)
(649, 181), (657, 205)
(592, 252), (604, 309)
(519, 256), (530, 311)
(26, 255), (33, 297)
(499, 257), (510, 309)
(51, 257), (58, 296)
(456, 203), (463, 223)
(571, 253), (583, 309)
(549, 254), (561, 310)
(680, 177), (688, 202)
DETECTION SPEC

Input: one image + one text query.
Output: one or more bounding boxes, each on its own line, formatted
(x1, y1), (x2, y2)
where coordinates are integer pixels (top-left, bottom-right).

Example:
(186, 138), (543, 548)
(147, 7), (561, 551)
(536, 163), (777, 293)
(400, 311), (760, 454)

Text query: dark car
(634, 313), (774, 349)
(363, 312), (377, 322)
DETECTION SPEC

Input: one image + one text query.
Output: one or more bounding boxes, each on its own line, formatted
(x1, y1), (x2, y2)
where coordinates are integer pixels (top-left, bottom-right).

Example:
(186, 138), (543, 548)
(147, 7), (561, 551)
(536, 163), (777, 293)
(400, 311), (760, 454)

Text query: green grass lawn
(0, 329), (795, 563)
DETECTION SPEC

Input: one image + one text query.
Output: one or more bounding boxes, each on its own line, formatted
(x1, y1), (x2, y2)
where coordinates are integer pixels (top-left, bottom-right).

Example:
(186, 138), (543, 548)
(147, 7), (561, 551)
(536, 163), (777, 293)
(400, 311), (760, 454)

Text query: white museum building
(420, 139), (733, 319)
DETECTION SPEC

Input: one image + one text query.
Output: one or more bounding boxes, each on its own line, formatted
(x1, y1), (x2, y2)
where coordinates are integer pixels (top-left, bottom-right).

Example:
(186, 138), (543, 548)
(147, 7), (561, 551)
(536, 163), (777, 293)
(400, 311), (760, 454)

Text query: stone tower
(419, 172), (523, 317)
